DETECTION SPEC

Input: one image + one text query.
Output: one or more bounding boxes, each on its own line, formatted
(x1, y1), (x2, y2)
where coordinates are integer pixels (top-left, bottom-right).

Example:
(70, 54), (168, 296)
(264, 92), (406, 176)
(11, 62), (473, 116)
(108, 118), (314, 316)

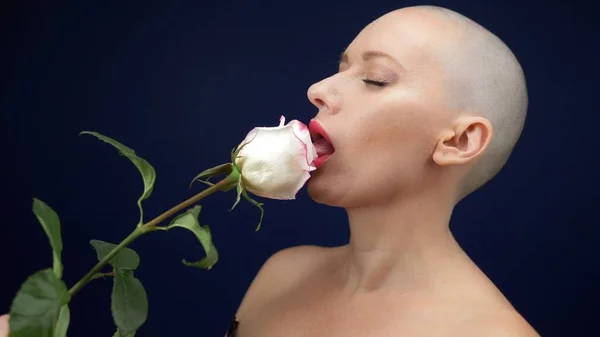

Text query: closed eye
(362, 79), (387, 87)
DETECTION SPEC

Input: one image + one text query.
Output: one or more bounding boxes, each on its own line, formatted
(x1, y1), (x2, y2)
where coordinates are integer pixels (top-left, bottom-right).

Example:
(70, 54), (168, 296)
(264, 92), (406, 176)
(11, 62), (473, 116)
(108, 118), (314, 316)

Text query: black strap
(225, 317), (240, 337)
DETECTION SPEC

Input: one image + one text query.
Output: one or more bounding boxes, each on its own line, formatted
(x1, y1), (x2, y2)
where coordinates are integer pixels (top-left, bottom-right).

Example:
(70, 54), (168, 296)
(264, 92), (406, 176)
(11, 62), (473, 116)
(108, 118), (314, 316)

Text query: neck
(338, 189), (467, 295)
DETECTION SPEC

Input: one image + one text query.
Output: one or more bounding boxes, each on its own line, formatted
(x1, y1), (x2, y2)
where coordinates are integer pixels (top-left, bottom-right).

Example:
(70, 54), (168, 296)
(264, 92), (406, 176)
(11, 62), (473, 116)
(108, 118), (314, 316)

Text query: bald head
(401, 6), (529, 200)
(305, 6), (528, 208)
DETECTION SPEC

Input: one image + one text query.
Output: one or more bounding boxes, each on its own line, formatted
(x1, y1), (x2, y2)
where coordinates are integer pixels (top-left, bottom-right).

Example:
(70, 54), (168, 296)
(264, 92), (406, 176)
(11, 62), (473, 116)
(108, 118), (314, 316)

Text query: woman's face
(306, 10), (461, 208)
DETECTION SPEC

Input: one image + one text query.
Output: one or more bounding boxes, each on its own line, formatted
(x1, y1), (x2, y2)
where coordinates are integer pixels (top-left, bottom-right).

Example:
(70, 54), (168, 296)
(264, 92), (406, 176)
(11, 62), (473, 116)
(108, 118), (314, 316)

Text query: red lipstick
(308, 119), (332, 145)
(308, 119), (335, 168)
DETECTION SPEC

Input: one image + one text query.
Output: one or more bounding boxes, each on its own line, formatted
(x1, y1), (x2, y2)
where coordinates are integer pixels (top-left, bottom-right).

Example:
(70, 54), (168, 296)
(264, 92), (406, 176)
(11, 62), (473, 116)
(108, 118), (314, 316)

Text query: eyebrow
(339, 50), (403, 68)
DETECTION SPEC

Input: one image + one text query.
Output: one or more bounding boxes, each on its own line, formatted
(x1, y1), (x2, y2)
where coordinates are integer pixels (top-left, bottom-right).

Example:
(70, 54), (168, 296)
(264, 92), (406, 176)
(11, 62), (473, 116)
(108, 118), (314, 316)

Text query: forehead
(345, 9), (462, 66)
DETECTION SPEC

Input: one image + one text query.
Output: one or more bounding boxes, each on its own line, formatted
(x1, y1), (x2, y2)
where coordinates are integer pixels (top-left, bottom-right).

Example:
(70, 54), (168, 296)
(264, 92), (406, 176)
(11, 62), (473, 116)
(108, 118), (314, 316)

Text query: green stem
(67, 172), (238, 298)
(91, 271), (115, 280)
(140, 172), (238, 230)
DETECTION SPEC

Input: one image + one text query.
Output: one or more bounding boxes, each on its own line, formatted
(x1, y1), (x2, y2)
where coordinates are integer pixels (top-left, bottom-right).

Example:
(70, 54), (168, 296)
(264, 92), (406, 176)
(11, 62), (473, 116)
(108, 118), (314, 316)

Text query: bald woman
(230, 5), (537, 337)
(1, 5), (538, 337)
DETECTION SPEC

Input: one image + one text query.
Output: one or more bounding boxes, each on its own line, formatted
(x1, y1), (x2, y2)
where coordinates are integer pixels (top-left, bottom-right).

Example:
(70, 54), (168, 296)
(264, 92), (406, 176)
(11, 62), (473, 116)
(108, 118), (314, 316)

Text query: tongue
(314, 138), (335, 156)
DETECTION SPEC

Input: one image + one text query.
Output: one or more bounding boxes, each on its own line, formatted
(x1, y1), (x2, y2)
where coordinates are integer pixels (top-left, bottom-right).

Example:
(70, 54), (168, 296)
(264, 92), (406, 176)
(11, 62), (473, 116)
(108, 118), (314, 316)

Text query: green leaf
(113, 330), (136, 337)
(32, 199), (64, 279)
(89, 240), (140, 270)
(9, 269), (70, 337)
(111, 268), (148, 337)
(166, 205), (219, 270)
(53, 305), (70, 337)
(80, 131), (156, 226)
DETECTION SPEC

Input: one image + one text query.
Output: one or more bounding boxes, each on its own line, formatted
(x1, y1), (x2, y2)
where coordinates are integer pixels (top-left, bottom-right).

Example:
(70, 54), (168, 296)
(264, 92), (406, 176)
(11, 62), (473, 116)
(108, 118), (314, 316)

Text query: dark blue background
(2, 0), (598, 336)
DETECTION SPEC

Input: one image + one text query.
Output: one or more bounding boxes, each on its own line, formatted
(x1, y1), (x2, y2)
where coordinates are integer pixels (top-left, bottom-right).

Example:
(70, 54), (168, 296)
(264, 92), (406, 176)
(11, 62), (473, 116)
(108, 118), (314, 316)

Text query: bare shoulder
(455, 309), (541, 337)
(235, 245), (333, 319)
(259, 245), (331, 277)
(0, 315), (8, 337)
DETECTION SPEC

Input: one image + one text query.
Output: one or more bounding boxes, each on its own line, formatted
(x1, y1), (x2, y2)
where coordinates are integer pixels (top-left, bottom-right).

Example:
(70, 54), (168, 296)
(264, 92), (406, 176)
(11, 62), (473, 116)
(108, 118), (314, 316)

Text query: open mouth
(309, 120), (335, 168)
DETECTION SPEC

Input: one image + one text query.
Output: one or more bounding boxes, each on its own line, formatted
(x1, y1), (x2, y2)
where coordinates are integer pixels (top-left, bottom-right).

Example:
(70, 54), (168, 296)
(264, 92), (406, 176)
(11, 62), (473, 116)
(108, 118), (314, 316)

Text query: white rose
(234, 115), (317, 200)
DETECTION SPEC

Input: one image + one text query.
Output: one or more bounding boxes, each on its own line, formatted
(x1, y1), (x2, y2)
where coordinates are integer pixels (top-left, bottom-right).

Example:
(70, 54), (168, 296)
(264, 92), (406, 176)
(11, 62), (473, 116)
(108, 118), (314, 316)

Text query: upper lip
(308, 119), (334, 147)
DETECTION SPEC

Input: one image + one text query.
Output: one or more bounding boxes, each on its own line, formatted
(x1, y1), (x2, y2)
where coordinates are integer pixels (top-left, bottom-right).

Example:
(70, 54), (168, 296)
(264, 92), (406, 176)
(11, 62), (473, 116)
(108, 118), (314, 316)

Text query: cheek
(339, 101), (439, 191)
(350, 104), (434, 163)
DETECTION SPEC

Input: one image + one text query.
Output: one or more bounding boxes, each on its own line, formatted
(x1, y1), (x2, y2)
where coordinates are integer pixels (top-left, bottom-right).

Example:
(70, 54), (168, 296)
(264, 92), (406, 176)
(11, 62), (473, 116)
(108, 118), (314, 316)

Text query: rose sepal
(189, 163), (238, 192)
(228, 141), (265, 231)
(227, 165), (264, 232)
(189, 140), (264, 231)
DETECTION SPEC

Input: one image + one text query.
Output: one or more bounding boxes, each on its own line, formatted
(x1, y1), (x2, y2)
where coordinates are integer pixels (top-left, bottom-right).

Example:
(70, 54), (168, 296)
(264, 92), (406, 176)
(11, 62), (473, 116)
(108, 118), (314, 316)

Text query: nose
(306, 77), (341, 115)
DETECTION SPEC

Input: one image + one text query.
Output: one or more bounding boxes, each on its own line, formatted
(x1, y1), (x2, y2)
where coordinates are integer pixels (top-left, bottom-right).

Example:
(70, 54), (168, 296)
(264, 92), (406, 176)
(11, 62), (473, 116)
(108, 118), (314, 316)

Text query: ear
(432, 116), (493, 166)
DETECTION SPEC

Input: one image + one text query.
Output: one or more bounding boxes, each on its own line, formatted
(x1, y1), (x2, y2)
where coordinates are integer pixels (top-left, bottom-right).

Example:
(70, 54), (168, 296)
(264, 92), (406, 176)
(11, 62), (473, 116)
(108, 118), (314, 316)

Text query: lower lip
(312, 155), (331, 169)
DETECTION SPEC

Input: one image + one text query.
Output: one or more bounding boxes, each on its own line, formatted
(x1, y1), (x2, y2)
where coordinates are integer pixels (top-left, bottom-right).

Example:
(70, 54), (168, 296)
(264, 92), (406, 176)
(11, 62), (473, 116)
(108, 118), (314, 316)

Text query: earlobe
(432, 116), (493, 166)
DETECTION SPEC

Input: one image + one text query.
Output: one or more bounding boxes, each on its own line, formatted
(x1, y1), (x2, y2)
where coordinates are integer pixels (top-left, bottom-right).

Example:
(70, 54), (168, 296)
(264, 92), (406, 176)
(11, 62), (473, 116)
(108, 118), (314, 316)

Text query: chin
(306, 171), (332, 205)
(306, 169), (346, 207)
(307, 167), (397, 208)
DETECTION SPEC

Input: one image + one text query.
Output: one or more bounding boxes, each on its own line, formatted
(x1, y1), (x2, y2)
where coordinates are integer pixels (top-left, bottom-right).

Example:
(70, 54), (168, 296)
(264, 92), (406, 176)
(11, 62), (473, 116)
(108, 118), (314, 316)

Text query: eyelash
(362, 79), (387, 87)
